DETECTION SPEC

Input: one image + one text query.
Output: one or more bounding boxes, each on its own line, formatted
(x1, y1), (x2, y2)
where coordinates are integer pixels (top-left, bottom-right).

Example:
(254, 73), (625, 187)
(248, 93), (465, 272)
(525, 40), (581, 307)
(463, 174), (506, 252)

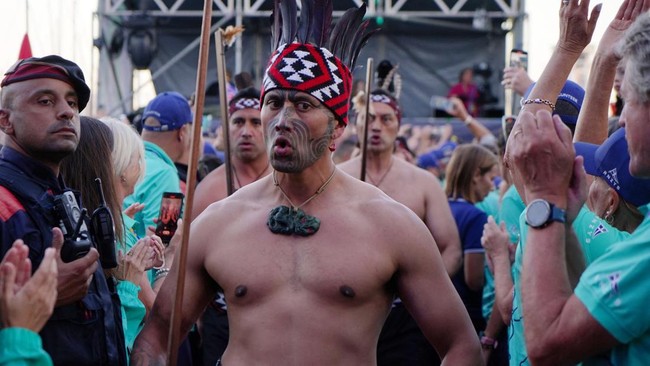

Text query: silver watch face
(526, 199), (551, 227)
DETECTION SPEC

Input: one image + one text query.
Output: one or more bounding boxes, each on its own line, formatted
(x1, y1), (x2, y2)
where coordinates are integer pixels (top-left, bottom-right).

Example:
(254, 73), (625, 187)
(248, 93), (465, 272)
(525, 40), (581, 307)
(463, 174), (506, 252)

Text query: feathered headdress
(261, 0), (378, 126)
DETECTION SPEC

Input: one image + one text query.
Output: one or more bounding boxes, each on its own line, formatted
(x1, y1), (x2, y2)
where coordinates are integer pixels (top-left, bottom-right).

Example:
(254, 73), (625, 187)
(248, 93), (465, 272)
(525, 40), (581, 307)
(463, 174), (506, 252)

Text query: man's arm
(131, 214), (218, 365)
(422, 174), (462, 277)
(396, 212), (481, 365)
(512, 111), (618, 365)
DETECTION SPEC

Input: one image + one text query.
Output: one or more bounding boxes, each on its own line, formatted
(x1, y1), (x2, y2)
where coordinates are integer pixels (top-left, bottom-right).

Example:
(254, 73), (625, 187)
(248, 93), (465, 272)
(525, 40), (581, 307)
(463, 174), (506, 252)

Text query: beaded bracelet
(153, 267), (170, 282)
(521, 98), (555, 110)
(464, 115), (474, 126)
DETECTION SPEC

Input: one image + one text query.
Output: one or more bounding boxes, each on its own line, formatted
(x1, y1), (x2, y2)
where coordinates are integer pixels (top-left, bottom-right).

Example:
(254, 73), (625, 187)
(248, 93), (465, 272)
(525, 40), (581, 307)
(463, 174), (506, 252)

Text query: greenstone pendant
(267, 205), (320, 236)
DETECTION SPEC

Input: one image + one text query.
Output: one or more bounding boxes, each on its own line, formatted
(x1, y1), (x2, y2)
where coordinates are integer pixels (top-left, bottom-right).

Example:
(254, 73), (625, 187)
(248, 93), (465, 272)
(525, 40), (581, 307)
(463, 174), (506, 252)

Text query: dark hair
(61, 116), (124, 244)
(230, 86), (261, 102)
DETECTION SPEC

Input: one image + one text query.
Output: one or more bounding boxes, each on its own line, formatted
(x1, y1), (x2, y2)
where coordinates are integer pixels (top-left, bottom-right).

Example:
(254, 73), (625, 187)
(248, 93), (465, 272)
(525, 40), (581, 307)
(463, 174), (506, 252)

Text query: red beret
(1, 55), (90, 112)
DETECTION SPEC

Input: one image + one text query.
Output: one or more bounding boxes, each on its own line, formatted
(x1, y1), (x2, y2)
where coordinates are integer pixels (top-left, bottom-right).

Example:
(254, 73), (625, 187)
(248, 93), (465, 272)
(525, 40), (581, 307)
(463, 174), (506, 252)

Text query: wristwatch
(525, 199), (566, 229)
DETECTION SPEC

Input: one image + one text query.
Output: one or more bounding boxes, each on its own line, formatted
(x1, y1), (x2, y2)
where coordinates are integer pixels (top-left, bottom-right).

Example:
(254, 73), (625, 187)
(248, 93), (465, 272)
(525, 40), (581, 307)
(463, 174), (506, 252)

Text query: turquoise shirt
(0, 328), (52, 366)
(512, 205), (633, 366)
(123, 141), (181, 238)
(116, 214), (147, 355)
(575, 205), (650, 365)
(498, 185), (525, 245)
(476, 190), (500, 320)
(573, 206), (630, 265)
(510, 212), (529, 366)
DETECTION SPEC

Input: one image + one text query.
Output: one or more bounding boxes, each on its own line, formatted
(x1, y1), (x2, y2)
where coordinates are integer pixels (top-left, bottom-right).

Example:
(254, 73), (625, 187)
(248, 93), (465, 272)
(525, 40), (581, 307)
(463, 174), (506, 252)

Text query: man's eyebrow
(31, 88), (78, 99)
(287, 91), (320, 105)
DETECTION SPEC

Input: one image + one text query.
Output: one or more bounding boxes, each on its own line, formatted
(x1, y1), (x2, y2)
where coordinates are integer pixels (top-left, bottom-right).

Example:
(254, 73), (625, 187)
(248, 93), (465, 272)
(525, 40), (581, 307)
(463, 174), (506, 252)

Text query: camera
(53, 190), (92, 263)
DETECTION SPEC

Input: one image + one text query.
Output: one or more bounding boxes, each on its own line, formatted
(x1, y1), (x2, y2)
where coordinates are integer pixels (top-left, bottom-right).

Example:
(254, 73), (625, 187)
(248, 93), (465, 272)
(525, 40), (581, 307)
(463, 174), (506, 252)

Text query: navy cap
(142, 92), (192, 132)
(1, 55), (91, 112)
(523, 80), (584, 126)
(417, 152), (439, 169)
(574, 128), (650, 207)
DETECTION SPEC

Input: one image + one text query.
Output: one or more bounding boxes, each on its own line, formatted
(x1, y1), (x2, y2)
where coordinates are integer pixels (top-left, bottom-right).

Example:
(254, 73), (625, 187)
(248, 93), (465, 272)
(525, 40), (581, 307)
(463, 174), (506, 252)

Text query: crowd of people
(2, 0), (650, 365)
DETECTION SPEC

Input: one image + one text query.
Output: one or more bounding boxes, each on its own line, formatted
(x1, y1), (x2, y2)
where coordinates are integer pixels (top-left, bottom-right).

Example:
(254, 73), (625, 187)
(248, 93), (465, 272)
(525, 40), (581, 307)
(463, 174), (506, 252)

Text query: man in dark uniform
(0, 55), (126, 365)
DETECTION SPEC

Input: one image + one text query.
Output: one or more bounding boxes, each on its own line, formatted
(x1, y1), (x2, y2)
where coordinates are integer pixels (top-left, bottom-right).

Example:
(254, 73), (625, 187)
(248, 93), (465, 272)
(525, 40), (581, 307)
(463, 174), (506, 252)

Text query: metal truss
(101, 0), (521, 19)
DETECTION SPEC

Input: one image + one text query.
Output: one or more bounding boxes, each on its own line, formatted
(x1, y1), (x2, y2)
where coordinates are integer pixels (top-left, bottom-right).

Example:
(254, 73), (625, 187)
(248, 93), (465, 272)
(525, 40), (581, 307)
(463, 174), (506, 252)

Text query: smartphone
(430, 96), (455, 114)
(510, 49), (528, 70)
(155, 192), (184, 245)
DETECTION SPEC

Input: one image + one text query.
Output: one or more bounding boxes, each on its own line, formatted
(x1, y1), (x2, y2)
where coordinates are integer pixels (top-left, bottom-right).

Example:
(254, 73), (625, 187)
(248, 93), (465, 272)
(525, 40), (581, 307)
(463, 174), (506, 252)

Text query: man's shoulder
(336, 157), (360, 176)
(0, 185), (25, 221)
(392, 158), (439, 184)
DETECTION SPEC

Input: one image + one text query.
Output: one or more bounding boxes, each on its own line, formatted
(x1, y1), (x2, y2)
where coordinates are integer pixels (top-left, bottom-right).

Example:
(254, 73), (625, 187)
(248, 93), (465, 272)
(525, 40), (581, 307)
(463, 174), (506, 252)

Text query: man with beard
(0, 55), (126, 365)
(131, 1), (480, 364)
(339, 88), (462, 365)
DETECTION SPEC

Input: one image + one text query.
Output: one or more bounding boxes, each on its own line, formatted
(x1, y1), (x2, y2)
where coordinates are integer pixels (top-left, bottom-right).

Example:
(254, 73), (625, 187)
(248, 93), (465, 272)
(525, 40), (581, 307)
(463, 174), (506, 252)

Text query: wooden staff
(360, 57), (373, 182)
(166, 0), (212, 363)
(215, 29), (235, 196)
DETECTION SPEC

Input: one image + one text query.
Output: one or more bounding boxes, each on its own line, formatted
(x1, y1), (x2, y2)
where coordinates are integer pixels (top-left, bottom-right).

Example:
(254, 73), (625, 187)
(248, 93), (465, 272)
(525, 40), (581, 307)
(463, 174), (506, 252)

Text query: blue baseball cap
(574, 128), (650, 207)
(142, 92), (192, 132)
(417, 152), (439, 169)
(435, 141), (457, 162)
(523, 80), (584, 126)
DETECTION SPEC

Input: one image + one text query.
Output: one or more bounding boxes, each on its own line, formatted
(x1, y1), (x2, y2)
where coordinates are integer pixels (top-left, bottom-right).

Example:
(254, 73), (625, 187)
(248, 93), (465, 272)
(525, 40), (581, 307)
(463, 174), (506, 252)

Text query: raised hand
(557, 0), (602, 55)
(0, 238), (58, 332)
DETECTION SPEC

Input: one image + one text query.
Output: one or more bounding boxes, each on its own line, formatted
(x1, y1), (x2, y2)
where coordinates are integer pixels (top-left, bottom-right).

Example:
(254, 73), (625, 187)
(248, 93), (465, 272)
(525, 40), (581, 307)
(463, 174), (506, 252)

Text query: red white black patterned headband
(260, 0), (378, 126)
(229, 97), (261, 115)
(370, 91), (401, 122)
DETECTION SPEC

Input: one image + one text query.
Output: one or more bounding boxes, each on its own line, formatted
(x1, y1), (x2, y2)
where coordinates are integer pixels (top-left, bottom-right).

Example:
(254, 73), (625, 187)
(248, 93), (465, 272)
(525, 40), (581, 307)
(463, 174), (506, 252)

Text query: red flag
(18, 33), (32, 59)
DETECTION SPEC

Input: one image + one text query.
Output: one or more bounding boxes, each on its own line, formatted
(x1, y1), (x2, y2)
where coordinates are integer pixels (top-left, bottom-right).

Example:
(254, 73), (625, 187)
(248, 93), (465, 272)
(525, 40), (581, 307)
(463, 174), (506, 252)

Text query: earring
(329, 143), (336, 152)
(604, 210), (614, 225)
(120, 176), (127, 183)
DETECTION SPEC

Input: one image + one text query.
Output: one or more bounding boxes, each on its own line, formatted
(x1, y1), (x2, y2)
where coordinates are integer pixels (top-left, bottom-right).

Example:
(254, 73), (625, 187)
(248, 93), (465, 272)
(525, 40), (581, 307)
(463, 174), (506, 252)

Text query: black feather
(271, 0), (282, 50)
(338, 4), (366, 65)
(350, 28), (380, 70)
(297, 0), (314, 44)
(328, 7), (358, 59)
(280, 0), (298, 44)
(312, 0), (333, 48)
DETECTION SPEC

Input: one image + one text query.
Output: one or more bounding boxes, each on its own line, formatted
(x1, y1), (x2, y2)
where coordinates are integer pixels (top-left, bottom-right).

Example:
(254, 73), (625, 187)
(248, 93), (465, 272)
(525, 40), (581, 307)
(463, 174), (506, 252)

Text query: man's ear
(332, 122), (346, 141)
(0, 109), (14, 135)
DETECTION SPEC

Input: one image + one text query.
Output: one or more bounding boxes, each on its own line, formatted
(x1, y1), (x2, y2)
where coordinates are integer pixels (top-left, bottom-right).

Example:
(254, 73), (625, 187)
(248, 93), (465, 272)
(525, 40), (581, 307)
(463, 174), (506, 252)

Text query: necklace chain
(366, 157), (394, 187)
(273, 168), (337, 211)
(233, 163), (269, 190)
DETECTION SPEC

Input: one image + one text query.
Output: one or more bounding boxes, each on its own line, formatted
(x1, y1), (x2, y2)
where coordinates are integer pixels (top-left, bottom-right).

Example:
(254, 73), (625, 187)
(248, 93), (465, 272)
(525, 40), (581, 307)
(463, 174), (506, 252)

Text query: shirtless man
(191, 87), (270, 365)
(339, 88), (463, 364)
(339, 89), (462, 276)
(131, 2), (480, 365)
(192, 87), (270, 219)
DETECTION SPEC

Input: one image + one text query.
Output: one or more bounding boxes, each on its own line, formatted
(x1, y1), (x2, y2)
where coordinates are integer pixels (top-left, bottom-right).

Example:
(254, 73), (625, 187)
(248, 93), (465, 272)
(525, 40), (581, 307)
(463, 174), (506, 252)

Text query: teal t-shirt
(116, 214), (147, 355)
(123, 141), (182, 238)
(573, 206), (630, 265)
(575, 205), (650, 365)
(476, 190), (500, 320)
(512, 205), (634, 366)
(0, 328), (52, 366)
(498, 185), (525, 245)
(510, 211), (529, 365)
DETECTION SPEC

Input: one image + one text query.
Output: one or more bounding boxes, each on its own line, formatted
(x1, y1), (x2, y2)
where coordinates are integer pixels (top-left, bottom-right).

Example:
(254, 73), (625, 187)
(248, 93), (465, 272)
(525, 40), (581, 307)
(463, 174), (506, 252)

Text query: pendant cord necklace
(366, 157), (394, 187)
(273, 167), (337, 211)
(233, 163), (270, 189)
